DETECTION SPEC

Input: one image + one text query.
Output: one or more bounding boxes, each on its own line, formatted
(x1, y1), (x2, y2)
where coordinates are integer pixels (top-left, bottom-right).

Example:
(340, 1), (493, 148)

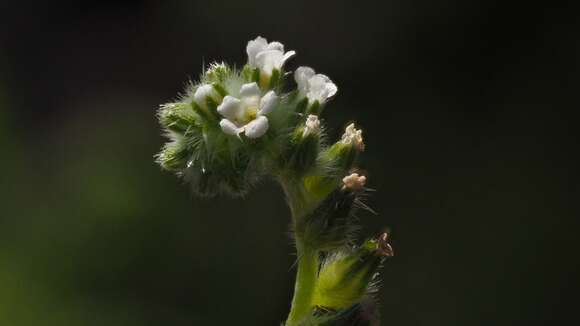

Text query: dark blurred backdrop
(0, 1), (578, 325)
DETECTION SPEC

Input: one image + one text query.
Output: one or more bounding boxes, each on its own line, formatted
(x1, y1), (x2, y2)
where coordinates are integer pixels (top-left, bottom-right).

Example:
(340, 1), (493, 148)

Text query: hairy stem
(279, 177), (319, 325)
(286, 239), (318, 326)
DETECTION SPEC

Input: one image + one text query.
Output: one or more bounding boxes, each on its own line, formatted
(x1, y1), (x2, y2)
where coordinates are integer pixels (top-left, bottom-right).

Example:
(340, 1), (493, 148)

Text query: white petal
(258, 90), (279, 115)
(314, 74), (337, 98)
(239, 82), (261, 98)
(266, 41), (284, 52)
(294, 66), (315, 91)
(246, 36), (268, 67)
(193, 84), (217, 107)
(282, 50), (296, 64)
(255, 50), (284, 74)
(219, 119), (242, 136)
(217, 96), (242, 121)
(317, 73), (330, 81)
(325, 81), (338, 98)
(244, 116), (269, 138)
(306, 75), (329, 102)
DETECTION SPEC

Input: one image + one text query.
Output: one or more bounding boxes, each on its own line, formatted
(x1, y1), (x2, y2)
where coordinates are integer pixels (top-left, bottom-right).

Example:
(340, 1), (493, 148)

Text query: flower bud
(156, 141), (190, 172)
(303, 114), (321, 136)
(341, 123), (365, 151)
(192, 84), (222, 123)
(312, 233), (394, 310)
(301, 186), (359, 251)
(323, 123), (365, 174)
(281, 115), (321, 175)
(183, 143), (254, 197)
(342, 173), (366, 192)
(204, 62), (231, 83)
(158, 103), (199, 134)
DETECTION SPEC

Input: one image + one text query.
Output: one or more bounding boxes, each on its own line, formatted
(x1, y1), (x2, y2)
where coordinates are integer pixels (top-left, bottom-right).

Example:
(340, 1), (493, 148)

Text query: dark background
(0, 1), (578, 325)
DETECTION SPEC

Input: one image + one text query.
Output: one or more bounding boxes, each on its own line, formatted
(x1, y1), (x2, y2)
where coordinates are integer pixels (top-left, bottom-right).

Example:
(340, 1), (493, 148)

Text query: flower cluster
(156, 36), (392, 326)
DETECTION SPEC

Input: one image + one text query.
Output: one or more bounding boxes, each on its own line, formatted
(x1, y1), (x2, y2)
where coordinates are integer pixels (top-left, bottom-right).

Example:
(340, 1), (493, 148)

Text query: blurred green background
(0, 1), (577, 325)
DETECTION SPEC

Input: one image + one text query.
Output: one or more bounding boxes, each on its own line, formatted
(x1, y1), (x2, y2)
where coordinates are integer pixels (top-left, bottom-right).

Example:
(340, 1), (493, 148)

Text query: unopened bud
(342, 173), (367, 192)
(341, 123), (365, 152)
(313, 234), (393, 309)
(303, 114), (321, 137)
(158, 103), (199, 134)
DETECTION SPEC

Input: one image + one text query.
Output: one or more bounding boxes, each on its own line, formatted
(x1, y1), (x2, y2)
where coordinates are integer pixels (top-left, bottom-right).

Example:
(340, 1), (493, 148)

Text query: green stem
(278, 176), (319, 325)
(286, 239), (318, 326)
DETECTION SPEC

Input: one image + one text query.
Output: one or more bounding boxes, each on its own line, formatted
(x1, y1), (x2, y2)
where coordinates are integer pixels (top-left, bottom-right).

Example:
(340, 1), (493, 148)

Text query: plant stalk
(286, 238), (318, 326)
(279, 176), (319, 325)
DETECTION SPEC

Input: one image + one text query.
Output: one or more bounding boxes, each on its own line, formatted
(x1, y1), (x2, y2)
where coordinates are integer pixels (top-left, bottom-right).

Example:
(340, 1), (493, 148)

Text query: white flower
(303, 115), (321, 136)
(294, 66), (338, 104)
(342, 173), (367, 191)
(193, 84), (221, 109)
(217, 82), (279, 139)
(341, 123), (365, 151)
(247, 36), (296, 76)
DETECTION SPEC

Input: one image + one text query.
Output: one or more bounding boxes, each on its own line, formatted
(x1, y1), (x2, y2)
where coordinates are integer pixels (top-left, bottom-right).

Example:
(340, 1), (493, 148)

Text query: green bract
(155, 36), (393, 326)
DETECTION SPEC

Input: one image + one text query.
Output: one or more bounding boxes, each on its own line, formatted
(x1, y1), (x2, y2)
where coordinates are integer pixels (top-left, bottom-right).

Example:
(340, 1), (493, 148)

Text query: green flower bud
(156, 141), (191, 172)
(185, 155), (252, 197)
(183, 140), (254, 197)
(241, 65), (260, 84)
(295, 97), (309, 114)
(323, 123), (365, 175)
(281, 115), (321, 175)
(305, 100), (322, 116)
(158, 102), (199, 134)
(313, 233), (393, 310)
(301, 187), (358, 251)
(204, 62), (231, 83)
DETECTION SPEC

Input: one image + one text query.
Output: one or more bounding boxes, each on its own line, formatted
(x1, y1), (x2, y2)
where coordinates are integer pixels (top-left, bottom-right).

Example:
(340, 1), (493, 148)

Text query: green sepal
(306, 100), (322, 116)
(295, 97), (309, 114)
(281, 126), (320, 176)
(301, 187), (359, 251)
(324, 142), (359, 175)
(204, 62), (231, 83)
(313, 237), (390, 310)
(182, 133), (254, 197)
(158, 103), (199, 134)
(268, 68), (281, 89)
(212, 82), (228, 97)
(303, 175), (341, 203)
(156, 141), (191, 172)
(252, 67), (260, 83)
(241, 65), (260, 84)
(191, 102), (217, 125)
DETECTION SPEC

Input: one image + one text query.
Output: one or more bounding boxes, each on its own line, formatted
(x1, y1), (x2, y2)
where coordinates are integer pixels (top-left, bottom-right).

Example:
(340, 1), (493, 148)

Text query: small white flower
(247, 36), (296, 76)
(193, 84), (221, 108)
(342, 173), (367, 191)
(294, 66), (338, 104)
(303, 114), (321, 136)
(217, 82), (279, 139)
(341, 123), (365, 151)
